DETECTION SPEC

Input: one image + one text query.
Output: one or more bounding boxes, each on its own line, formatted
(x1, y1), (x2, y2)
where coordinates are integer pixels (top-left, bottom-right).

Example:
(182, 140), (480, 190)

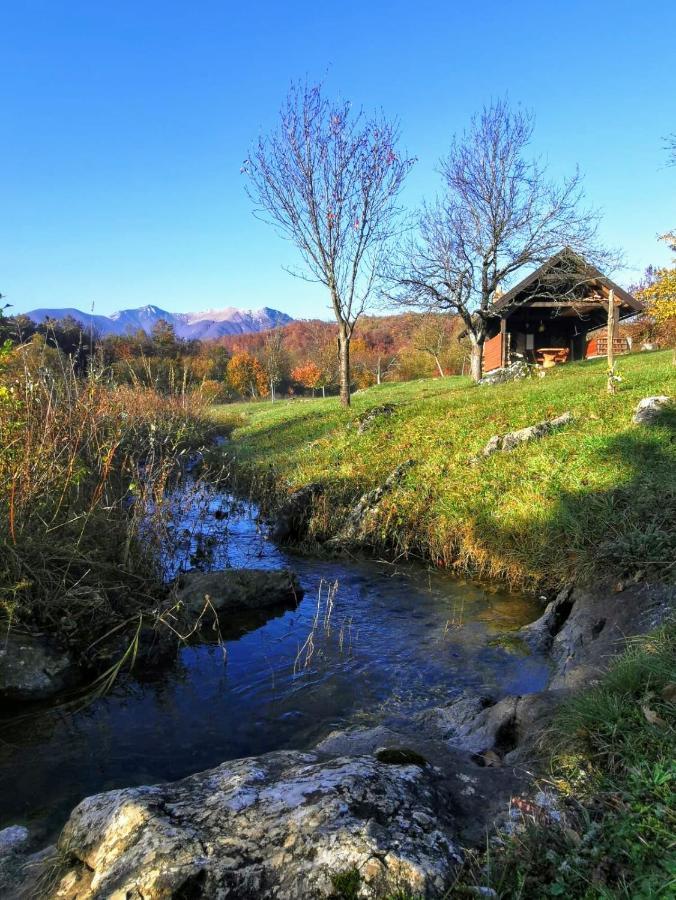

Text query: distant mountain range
(24, 305), (294, 340)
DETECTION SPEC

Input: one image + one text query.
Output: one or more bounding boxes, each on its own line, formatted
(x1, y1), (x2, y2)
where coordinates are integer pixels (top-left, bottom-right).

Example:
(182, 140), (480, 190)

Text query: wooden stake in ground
(607, 288), (618, 394)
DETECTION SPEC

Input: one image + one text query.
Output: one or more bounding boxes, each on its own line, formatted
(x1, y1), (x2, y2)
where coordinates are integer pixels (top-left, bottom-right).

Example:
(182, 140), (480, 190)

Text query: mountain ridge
(23, 305), (294, 340)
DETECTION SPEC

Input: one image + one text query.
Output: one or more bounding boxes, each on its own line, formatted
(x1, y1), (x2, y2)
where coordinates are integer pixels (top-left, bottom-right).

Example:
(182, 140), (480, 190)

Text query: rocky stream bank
(2, 575), (672, 899)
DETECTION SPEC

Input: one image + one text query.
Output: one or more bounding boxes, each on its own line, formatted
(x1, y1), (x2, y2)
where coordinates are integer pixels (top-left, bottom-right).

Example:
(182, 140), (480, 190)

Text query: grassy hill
(213, 351), (675, 588)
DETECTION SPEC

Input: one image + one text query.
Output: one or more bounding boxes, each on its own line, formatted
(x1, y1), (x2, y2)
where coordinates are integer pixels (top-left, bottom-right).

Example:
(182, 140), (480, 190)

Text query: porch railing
(594, 338), (629, 355)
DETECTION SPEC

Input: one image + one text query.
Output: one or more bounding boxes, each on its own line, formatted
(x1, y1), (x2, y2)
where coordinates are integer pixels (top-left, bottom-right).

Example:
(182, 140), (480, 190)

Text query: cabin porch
(482, 303), (619, 373)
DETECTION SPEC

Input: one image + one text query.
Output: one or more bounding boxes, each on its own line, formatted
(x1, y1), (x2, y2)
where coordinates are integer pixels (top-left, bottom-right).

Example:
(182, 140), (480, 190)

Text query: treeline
(0, 310), (470, 402)
(216, 313), (468, 399)
(2, 280), (672, 403)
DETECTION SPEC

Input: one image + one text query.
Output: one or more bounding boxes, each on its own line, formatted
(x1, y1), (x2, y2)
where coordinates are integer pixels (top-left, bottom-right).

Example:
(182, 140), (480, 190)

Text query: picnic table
(535, 347), (570, 368)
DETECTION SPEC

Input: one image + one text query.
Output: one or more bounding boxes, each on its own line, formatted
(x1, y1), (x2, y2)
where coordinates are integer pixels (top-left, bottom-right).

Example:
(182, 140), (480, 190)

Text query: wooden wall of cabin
(482, 332), (504, 372)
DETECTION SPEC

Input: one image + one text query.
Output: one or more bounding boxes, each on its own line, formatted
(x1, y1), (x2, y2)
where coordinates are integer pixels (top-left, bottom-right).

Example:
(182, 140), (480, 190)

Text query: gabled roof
(489, 248), (643, 317)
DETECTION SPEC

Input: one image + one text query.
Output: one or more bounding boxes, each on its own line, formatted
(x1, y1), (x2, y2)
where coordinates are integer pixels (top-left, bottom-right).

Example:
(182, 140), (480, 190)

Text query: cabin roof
(489, 248), (643, 318)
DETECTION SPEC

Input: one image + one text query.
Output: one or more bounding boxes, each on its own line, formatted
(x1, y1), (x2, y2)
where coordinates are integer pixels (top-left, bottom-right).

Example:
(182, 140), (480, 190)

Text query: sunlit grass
(213, 351), (676, 587)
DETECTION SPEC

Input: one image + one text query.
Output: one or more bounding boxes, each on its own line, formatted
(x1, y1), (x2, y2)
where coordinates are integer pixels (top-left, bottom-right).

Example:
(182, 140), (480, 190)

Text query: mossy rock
(487, 634), (531, 657)
(376, 747), (427, 767)
(330, 867), (361, 899)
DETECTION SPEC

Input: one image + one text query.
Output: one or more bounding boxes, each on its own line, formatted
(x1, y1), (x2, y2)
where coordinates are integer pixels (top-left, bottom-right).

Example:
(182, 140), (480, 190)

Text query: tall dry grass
(0, 338), (216, 654)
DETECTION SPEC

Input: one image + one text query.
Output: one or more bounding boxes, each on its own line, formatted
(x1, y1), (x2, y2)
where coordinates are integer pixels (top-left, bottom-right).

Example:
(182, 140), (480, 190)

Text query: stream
(0, 480), (550, 844)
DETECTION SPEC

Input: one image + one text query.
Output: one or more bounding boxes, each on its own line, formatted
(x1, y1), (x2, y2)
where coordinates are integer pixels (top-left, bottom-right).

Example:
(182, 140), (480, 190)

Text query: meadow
(214, 350), (676, 590)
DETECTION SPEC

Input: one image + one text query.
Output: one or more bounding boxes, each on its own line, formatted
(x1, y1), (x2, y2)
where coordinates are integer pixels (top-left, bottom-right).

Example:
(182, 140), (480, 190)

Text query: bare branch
(388, 98), (614, 380)
(244, 82), (414, 404)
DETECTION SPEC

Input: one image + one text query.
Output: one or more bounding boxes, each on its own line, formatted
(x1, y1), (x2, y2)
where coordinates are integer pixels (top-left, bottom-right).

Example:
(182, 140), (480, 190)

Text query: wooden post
(607, 288), (618, 394)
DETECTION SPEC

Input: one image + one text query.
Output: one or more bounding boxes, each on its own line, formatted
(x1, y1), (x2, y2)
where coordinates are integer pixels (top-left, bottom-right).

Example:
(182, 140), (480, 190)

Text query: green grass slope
(213, 352), (675, 588)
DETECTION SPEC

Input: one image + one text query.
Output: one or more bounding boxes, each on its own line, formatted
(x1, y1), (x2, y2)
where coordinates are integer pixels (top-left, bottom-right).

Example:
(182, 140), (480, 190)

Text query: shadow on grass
(477, 412), (676, 583)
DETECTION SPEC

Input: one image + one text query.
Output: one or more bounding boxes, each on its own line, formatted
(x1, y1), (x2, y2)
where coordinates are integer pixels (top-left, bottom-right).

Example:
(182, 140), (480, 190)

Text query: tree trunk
(322, 385), (326, 398)
(338, 328), (351, 406)
(607, 288), (617, 394)
(270, 380), (275, 402)
(433, 355), (444, 378)
(376, 358), (382, 385)
(469, 337), (483, 382)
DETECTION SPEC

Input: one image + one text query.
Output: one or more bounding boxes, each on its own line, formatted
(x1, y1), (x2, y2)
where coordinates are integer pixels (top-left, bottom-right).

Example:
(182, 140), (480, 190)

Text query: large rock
(479, 360), (532, 385)
(271, 483), (324, 541)
(549, 582), (674, 690)
(326, 460), (416, 549)
(0, 830), (56, 900)
(355, 404), (397, 434)
(513, 584), (575, 653)
(175, 568), (303, 621)
(0, 632), (77, 703)
(315, 724), (531, 844)
(51, 750), (460, 899)
(0, 826), (30, 897)
(632, 395), (672, 425)
(415, 691), (565, 764)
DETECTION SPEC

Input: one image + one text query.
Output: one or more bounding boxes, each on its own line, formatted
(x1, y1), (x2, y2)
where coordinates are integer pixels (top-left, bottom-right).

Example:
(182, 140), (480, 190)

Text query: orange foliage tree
(226, 352), (269, 399)
(291, 361), (323, 396)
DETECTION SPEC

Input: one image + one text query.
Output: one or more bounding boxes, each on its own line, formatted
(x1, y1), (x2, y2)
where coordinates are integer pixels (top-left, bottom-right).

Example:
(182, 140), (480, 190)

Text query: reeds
(0, 339), (216, 654)
(293, 579), (355, 675)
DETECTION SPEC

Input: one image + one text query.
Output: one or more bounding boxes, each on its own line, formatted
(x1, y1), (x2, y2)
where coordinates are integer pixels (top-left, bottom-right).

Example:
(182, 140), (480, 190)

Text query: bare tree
(391, 99), (611, 381)
(261, 327), (288, 402)
(244, 83), (414, 405)
(664, 135), (675, 249)
(412, 314), (456, 377)
(666, 133), (676, 166)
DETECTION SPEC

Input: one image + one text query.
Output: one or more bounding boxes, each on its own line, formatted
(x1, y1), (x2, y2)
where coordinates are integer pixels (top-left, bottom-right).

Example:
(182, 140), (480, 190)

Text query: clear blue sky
(1, 0), (674, 319)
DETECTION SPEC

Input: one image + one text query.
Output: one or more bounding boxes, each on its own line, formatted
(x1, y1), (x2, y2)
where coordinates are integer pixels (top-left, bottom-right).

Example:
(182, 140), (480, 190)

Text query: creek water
(0, 481), (550, 843)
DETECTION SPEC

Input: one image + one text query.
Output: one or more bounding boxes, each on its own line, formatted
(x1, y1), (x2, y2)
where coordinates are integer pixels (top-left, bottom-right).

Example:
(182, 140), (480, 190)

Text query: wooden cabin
(482, 249), (643, 372)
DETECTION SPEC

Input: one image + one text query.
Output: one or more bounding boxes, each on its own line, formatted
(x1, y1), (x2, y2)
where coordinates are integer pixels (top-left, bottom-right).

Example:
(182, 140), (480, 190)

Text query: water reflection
(0, 483), (550, 843)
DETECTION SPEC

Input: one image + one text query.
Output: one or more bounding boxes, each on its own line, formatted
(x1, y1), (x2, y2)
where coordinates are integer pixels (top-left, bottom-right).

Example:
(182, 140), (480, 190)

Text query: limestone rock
(632, 395), (672, 425)
(326, 460), (415, 549)
(514, 584), (575, 653)
(51, 750), (460, 899)
(316, 725), (406, 756)
(549, 582), (675, 690)
(317, 724), (531, 840)
(417, 691), (566, 764)
(355, 404), (397, 434)
(0, 826), (56, 899)
(0, 632), (77, 703)
(175, 568), (303, 621)
(0, 826), (29, 897)
(0, 826), (29, 856)
(415, 692), (494, 747)
(478, 361), (531, 385)
(476, 412), (573, 460)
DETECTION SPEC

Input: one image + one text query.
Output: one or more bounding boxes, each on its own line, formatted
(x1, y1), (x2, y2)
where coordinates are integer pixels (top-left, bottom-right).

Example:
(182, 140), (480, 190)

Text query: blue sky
(1, 1), (674, 320)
